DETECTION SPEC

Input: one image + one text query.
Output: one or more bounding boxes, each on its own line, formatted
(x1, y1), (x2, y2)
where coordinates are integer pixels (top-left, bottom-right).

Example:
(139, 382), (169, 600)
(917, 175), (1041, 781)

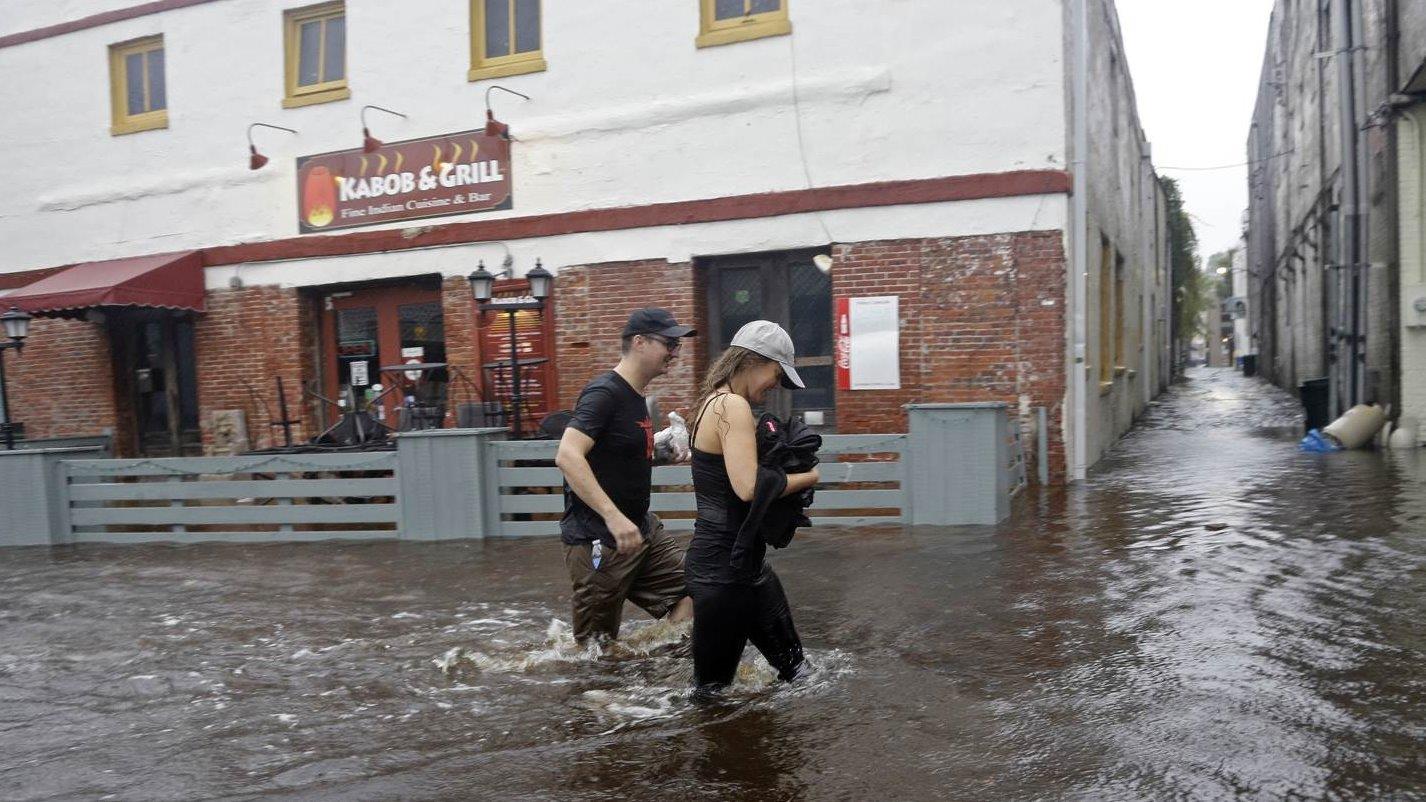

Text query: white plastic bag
(653, 411), (691, 463)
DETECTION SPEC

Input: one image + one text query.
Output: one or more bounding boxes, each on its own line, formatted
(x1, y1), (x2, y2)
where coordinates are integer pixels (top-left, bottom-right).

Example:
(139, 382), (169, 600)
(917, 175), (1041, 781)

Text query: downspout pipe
(1331, 0), (1362, 416)
(1352, 0), (1370, 407)
(1070, 0), (1090, 482)
(1142, 147), (1154, 407)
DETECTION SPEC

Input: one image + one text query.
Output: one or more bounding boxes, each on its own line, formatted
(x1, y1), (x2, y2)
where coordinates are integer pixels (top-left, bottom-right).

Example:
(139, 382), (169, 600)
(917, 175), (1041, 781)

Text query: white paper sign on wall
(350, 361), (369, 387)
(848, 296), (901, 390)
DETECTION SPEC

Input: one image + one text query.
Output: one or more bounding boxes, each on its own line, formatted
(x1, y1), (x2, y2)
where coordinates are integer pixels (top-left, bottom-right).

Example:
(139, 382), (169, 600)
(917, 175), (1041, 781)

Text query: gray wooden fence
(0, 403), (1020, 547)
(484, 432), (908, 538)
(63, 452), (399, 544)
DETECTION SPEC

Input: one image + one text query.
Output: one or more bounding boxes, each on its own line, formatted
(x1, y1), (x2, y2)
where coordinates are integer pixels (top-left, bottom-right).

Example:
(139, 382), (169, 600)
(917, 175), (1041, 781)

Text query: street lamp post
(468, 260), (553, 439)
(0, 306), (34, 450)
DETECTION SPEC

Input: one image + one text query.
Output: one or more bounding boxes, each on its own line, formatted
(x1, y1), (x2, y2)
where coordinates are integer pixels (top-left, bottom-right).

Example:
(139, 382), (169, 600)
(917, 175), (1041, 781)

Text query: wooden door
(111, 311), (201, 456)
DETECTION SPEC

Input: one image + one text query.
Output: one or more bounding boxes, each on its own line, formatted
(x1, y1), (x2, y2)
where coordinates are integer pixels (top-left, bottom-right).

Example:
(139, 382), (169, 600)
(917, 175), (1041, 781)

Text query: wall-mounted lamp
(247, 123), (298, 170)
(813, 254), (833, 275)
(361, 105), (408, 153)
(0, 306), (33, 450)
(485, 85), (530, 140)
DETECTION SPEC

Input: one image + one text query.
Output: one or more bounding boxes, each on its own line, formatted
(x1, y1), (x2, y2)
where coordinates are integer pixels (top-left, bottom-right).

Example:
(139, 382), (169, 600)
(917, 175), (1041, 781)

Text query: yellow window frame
(697, 0), (791, 48)
(109, 35), (167, 136)
(283, 2), (349, 109)
(469, 0), (546, 82)
(1113, 253), (1126, 371)
(1098, 237), (1114, 387)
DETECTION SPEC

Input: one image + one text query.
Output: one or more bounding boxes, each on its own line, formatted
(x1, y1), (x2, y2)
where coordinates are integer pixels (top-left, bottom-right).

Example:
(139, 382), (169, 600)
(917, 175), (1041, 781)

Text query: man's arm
(554, 426), (642, 555)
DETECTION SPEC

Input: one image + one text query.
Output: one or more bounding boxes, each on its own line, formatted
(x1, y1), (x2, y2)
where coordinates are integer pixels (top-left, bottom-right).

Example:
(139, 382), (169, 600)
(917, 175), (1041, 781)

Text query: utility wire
(1158, 150), (1296, 172)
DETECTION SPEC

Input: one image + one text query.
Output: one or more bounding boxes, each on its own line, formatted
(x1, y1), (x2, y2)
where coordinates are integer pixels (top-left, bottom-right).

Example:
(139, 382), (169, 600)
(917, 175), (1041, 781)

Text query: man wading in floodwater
(554, 308), (697, 643)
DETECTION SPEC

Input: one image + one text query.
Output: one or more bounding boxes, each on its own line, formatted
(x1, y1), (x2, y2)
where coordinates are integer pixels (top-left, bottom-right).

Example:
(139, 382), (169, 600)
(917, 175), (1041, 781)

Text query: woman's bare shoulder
(714, 393), (753, 418)
(694, 393), (754, 447)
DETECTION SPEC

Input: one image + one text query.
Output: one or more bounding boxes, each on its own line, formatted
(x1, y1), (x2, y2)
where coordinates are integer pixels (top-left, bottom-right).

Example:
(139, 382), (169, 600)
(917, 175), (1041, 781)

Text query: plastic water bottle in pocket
(591, 540), (602, 569)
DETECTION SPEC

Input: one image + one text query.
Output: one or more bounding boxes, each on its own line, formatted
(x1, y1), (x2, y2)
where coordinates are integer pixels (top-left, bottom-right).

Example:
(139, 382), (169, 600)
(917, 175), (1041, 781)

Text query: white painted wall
(0, 0), (1069, 278)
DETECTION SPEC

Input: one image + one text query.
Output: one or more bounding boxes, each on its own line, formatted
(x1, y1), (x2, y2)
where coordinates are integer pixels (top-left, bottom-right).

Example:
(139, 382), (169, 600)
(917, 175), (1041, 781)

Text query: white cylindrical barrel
(1322, 404), (1387, 450)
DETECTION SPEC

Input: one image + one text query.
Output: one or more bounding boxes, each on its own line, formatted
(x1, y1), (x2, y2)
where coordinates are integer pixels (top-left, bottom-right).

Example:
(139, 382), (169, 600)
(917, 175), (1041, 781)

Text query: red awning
(3, 251), (205, 317)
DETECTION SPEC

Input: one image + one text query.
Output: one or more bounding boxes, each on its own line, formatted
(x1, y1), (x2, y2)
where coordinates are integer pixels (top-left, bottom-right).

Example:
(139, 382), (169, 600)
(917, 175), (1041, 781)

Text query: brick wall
(440, 275), (481, 418)
(547, 235), (1069, 481)
(832, 232), (1068, 483)
(552, 259), (700, 417)
(830, 241), (925, 433)
(194, 286), (315, 452)
(0, 233), (1066, 476)
(3, 316), (118, 445)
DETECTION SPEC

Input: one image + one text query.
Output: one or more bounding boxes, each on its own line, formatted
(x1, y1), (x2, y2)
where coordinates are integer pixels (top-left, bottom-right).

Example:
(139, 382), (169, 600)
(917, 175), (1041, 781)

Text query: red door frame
(320, 283), (443, 424)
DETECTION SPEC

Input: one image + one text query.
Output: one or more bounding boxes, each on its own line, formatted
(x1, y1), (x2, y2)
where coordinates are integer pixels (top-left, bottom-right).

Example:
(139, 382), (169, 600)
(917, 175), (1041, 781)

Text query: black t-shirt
(560, 371), (654, 546)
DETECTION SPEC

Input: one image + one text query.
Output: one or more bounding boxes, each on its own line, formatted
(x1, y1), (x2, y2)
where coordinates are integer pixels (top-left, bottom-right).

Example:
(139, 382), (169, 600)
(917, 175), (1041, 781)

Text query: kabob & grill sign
(295, 129), (512, 233)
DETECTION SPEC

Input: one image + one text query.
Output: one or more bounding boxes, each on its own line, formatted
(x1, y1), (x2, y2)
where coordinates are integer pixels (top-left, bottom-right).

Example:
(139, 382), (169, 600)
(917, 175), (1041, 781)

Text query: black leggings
(688, 564), (805, 690)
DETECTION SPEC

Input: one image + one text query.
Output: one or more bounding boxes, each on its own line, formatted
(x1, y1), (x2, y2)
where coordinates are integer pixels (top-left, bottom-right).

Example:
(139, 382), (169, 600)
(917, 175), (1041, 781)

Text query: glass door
(706, 250), (834, 426)
(322, 282), (446, 429)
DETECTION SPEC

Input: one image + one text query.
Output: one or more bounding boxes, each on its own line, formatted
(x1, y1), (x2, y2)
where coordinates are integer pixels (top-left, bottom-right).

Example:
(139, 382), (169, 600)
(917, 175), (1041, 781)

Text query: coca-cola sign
(295, 128), (512, 233)
(835, 296), (851, 391)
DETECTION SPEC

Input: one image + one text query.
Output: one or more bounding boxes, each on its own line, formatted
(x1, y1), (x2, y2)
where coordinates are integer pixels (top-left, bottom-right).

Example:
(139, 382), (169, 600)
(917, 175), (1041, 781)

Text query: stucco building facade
(0, 0), (1167, 482)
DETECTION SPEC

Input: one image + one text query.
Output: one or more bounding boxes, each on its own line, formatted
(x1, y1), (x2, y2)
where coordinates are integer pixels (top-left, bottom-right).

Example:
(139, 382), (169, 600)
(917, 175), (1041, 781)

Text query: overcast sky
(1115, 0), (1276, 262)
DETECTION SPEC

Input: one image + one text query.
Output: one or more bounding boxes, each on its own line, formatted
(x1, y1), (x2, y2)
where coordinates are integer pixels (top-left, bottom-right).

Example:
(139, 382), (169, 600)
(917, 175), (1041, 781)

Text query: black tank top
(685, 395), (766, 585)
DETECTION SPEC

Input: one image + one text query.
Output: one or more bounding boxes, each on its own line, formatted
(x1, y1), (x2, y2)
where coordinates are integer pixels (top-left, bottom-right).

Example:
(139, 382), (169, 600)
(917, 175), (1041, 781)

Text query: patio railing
(0, 404), (1020, 547)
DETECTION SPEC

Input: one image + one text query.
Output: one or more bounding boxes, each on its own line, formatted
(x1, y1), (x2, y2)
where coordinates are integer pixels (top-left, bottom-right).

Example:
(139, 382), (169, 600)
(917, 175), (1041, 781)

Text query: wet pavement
(3, 367), (1425, 800)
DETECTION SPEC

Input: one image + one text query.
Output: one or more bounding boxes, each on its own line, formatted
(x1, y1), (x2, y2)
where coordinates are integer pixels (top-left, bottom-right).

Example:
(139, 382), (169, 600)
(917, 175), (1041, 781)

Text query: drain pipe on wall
(1352, 0), (1371, 408)
(1069, 0), (1090, 482)
(1331, 0), (1362, 417)
(1142, 146), (1155, 408)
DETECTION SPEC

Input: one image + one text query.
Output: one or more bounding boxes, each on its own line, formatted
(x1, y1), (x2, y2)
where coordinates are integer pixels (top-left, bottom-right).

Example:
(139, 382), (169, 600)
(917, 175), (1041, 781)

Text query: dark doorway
(704, 249), (834, 426)
(111, 311), (201, 456)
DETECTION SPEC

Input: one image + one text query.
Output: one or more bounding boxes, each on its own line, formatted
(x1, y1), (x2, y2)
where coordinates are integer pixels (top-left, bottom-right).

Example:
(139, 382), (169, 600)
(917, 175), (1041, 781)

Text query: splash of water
(434, 617), (693, 676)
(435, 613), (849, 698)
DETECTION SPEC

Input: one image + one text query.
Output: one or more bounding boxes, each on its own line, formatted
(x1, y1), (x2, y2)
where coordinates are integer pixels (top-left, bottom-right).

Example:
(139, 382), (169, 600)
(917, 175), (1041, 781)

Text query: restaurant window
(697, 0), (790, 48)
(109, 35), (167, 136)
(469, 0), (545, 82)
(705, 250), (833, 427)
(283, 2), (348, 108)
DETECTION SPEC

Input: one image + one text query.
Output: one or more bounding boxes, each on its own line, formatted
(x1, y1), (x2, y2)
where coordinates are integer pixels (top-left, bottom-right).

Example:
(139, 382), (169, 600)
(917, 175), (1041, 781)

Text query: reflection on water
(2, 368), (1425, 800)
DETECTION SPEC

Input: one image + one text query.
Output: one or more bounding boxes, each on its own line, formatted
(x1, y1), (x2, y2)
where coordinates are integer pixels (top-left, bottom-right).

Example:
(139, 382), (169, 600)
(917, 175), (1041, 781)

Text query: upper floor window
(697, 0), (791, 48)
(109, 35), (167, 135)
(469, 0), (545, 82)
(284, 2), (348, 108)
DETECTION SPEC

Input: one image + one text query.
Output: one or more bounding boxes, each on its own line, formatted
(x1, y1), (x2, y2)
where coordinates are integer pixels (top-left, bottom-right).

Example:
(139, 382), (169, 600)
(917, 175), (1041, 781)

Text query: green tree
(1163, 177), (1201, 370)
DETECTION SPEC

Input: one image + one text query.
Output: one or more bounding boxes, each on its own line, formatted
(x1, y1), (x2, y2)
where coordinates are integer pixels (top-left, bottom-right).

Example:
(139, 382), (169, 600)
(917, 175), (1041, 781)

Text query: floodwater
(3, 367), (1425, 800)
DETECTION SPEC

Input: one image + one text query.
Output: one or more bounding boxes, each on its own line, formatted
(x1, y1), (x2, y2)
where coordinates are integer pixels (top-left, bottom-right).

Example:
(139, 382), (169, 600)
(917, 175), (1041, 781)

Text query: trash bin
(1241, 354), (1258, 377)
(1299, 377), (1330, 433)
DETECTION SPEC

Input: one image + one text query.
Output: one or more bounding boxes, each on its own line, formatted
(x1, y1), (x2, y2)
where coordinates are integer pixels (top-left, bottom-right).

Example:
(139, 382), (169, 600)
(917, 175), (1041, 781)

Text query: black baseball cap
(622, 308), (696, 338)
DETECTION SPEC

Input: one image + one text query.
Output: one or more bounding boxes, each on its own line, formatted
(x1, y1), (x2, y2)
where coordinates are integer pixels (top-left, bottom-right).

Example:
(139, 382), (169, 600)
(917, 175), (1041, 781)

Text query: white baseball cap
(730, 320), (804, 389)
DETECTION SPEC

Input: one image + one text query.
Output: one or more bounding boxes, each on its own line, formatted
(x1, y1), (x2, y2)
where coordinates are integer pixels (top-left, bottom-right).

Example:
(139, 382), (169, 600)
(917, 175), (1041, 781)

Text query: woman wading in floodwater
(685, 320), (819, 694)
